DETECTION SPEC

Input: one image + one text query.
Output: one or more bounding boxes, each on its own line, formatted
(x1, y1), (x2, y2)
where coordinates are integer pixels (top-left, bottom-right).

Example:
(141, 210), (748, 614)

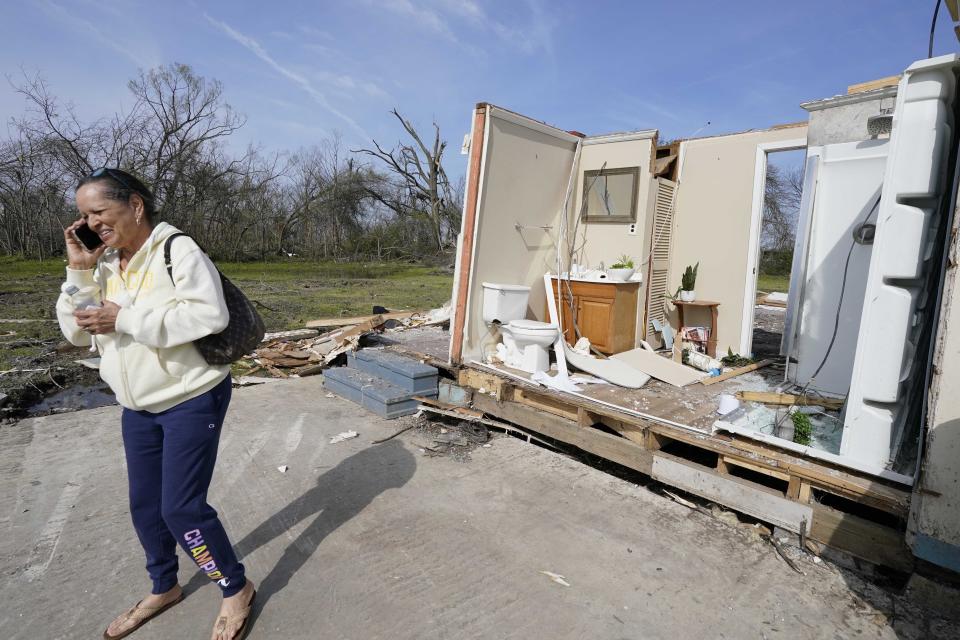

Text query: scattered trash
(482, 443), (492, 448)
(686, 350), (723, 373)
(277, 465), (288, 473)
(73, 357), (101, 370)
(325, 393), (336, 398)
(330, 430), (359, 444)
(540, 571), (571, 587)
(700, 359), (773, 385)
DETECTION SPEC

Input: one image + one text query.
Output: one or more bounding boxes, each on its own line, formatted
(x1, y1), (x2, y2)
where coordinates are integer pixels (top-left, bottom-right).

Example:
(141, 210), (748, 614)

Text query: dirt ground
(752, 304), (786, 360)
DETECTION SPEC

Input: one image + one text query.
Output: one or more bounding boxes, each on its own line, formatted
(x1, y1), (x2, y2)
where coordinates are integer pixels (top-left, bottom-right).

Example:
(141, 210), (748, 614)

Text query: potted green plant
(605, 254), (636, 281)
(679, 262), (698, 302)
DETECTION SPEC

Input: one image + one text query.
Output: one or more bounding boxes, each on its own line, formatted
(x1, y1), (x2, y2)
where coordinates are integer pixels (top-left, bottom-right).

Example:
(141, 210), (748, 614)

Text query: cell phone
(74, 223), (104, 251)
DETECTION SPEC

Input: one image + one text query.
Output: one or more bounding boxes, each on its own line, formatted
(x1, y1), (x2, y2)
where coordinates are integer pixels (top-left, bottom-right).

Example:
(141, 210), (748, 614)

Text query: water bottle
(62, 284), (101, 310)
(62, 284), (101, 351)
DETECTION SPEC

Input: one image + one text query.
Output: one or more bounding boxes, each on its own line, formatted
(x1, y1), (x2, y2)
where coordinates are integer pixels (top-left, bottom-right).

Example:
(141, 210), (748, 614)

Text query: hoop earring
(136, 216), (142, 226)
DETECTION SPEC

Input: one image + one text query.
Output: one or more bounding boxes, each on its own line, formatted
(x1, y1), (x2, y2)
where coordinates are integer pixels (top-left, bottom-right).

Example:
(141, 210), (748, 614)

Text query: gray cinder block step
(323, 366), (436, 419)
(348, 349), (438, 394)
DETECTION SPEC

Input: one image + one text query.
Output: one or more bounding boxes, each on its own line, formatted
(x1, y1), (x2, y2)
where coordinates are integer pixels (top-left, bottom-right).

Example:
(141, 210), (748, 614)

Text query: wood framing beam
(460, 365), (911, 517)
(469, 387), (914, 573)
(651, 452), (813, 534)
(450, 104), (488, 365)
(472, 392), (654, 475)
(809, 505), (913, 573)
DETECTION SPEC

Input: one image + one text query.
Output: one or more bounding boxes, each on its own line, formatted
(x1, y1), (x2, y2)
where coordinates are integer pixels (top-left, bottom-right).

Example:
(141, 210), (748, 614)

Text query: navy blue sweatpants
(121, 374), (246, 597)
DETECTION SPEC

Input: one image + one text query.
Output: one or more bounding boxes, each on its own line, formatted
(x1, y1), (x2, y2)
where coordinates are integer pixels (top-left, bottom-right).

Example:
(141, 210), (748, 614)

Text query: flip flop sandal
(102, 593), (184, 640)
(213, 589), (257, 640)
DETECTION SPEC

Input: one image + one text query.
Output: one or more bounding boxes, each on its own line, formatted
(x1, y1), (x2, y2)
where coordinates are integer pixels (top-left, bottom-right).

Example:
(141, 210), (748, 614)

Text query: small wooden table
(673, 299), (720, 357)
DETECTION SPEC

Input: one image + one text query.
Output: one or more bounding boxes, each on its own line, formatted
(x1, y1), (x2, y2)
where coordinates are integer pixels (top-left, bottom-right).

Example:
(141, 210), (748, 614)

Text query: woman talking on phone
(57, 168), (255, 640)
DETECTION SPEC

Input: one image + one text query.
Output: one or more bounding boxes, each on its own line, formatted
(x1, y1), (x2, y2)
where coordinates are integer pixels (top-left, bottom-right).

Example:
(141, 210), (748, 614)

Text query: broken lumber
(414, 395), (484, 418)
(261, 328), (319, 342)
(700, 359), (773, 385)
(736, 391), (844, 411)
(305, 311), (418, 329)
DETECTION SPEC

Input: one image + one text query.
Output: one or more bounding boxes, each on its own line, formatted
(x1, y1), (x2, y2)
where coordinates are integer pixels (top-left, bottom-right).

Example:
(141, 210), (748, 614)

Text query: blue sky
(1, 1), (954, 177)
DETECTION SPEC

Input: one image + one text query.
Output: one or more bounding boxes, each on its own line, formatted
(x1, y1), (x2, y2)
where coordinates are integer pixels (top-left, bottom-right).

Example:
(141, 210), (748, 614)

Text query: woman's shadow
(184, 438), (416, 613)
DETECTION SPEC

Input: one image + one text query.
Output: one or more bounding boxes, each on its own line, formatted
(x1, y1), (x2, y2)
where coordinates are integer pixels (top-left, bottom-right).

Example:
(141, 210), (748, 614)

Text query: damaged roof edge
(478, 102), (658, 145)
(800, 85), (899, 112)
(583, 130), (658, 145)
(480, 102), (581, 143)
(477, 101), (806, 148)
(675, 120), (807, 145)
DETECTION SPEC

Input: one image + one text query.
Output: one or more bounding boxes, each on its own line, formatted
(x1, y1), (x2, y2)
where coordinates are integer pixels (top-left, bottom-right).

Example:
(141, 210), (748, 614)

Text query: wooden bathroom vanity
(548, 277), (639, 355)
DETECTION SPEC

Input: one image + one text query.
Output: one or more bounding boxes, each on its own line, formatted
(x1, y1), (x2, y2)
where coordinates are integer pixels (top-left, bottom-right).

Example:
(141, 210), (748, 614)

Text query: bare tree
(762, 163), (803, 251)
(2, 66), (458, 262)
(356, 109), (457, 253)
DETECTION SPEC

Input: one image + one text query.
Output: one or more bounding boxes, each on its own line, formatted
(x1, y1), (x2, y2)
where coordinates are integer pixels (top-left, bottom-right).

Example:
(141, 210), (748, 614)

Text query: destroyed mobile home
(301, 54), (960, 580)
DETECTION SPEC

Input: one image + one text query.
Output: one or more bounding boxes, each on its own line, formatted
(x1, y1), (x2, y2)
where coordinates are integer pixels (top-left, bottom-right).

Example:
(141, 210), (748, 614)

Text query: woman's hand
(64, 219), (106, 270)
(74, 301), (120, 335)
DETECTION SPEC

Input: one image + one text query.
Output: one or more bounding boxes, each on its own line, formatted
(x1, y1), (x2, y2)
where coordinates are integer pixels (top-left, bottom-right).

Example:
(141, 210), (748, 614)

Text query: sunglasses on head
(90, 167), (145, 198)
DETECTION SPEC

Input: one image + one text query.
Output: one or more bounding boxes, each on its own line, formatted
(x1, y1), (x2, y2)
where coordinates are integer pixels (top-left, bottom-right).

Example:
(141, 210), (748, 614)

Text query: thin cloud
(35, 0), (158, 68)
(204, 14), (371, 140)
(378, 0), (457, 40)
(375, 0), (554, 56)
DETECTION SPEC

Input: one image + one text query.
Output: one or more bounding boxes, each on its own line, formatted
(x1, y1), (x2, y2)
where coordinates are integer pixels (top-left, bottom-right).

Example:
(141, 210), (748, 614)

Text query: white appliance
(843, 55), (960, 475)
(481, 282), (558, 373)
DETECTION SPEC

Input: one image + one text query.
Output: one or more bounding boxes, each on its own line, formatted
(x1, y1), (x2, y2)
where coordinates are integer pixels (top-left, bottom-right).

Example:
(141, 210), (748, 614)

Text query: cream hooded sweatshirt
(56, 222), (231, 413)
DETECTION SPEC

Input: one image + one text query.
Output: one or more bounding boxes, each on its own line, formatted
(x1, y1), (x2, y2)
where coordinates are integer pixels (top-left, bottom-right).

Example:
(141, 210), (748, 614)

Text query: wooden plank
(736, 391), (844, 411)
(700, 359), (773, 385)
(261, 328), (320, 342)
(723, 455), (791, 482)
(599, 416), (648, 447)
(651, 453), (813, 533)
(787, 476), (802, 500)
(458, 368), (506, 400)
(809, 504), (913, 573)
(847, 75), (901, 95)
(577, 408), (599, 429)
(515, 388), (581, 422)
(413, 395), (484, 418)
(472, 393), (653, 475)
(305, 311), (416, 329)
(450, 105), (488, 365)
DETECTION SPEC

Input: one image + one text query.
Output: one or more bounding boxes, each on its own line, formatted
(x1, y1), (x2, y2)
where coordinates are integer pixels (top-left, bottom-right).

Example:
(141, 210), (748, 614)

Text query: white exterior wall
(670, 125), (808, 356)
(459, 109), (579, 362)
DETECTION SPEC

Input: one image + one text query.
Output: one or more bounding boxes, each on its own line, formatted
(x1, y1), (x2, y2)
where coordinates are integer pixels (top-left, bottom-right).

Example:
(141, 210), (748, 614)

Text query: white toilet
(481, 282), (558, 373)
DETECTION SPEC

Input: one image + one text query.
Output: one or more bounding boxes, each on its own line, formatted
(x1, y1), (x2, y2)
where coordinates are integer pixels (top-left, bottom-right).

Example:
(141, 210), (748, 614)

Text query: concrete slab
(1, 378), (956, 639)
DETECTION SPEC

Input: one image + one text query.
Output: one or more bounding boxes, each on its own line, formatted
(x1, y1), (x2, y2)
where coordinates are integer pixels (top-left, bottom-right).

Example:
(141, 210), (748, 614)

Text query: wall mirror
(581, 166), (640, 223)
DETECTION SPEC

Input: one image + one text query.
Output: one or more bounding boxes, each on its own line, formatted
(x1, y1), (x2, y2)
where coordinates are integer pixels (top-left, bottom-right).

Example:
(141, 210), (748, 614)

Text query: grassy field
(0, 256), (453, 414)
(757, 273), (790, 294)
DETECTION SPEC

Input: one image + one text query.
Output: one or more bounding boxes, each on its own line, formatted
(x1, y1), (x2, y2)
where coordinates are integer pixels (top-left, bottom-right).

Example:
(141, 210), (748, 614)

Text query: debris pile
(236, 304), (451, 379)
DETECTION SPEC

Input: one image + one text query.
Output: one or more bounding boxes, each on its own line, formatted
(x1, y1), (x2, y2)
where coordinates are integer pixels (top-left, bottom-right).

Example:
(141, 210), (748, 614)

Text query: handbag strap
(164, 233), (211, 282)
